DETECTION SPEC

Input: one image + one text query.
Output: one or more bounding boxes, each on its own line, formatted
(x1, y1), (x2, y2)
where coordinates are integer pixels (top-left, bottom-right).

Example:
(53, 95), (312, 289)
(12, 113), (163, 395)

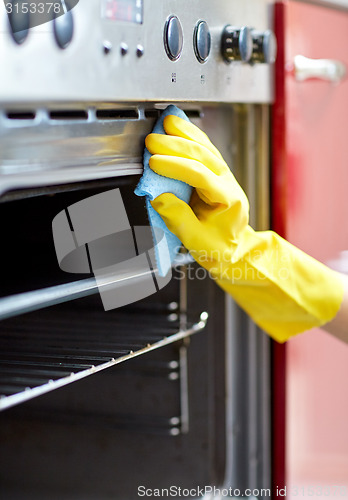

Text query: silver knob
(251, 29), (277, 64)
(221, 26), (252, 63)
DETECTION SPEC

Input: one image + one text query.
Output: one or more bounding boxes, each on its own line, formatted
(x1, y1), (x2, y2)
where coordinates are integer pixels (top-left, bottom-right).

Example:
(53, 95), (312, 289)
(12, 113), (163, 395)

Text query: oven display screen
(102, 0), (143, 24)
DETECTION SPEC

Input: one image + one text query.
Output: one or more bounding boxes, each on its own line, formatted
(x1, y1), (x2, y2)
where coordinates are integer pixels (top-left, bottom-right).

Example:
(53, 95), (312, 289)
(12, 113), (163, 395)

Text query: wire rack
(0, 304), (208, 411)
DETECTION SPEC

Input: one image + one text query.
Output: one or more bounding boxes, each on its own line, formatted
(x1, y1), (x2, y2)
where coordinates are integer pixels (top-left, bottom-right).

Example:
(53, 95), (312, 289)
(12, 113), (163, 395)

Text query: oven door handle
(293, 54), (346, 83)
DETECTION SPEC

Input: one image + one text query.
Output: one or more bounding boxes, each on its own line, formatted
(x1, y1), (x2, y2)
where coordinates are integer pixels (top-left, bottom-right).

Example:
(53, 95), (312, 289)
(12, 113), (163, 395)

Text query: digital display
(102, 0), (143, 24)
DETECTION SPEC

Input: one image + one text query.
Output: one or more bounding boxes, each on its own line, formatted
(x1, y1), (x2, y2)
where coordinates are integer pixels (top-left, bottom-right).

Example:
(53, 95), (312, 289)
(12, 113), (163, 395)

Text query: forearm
(322, 273), (348, 344)
(212, 229), (344, 344)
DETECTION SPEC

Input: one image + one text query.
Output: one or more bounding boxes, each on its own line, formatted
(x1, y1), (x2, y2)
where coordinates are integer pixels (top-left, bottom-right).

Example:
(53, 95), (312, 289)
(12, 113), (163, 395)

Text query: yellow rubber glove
(145, 115), (344, 343)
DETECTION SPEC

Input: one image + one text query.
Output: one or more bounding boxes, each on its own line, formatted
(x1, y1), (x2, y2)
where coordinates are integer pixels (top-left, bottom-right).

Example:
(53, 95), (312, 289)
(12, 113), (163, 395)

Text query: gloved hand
(146, 115), (344, 342)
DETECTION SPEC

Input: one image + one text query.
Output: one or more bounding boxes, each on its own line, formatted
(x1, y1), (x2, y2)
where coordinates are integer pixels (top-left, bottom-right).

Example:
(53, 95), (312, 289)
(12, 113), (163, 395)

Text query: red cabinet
(273, 0), (348, 492)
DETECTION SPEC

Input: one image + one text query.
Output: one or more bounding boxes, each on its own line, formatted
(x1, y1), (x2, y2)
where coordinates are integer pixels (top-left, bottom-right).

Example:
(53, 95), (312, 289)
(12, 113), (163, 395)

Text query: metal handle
(293, 54), (346, 83)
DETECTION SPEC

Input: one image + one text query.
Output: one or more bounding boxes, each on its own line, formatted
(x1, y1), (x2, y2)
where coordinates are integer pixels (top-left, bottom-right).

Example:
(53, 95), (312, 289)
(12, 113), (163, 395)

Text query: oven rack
(0, 253), (195, 321)
(0, 308), (208, 411)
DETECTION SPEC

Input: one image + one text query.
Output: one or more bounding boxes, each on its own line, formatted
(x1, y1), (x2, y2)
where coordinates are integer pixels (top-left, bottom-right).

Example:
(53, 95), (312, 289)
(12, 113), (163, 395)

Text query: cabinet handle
(293, 54), (346, 83)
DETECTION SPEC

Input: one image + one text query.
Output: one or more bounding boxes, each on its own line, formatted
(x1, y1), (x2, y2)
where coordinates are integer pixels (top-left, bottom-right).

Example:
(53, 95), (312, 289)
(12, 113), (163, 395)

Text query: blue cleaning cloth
(134, 105), (193, 276)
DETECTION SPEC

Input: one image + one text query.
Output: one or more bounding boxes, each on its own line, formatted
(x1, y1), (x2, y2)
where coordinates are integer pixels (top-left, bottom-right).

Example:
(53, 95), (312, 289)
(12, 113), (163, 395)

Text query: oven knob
(8, 0), (29, 45)
(164, 15), (183, 61)
(193, 20), (211, 63)
(251, 30), (277, 64)
(54, 9), (74, 49)
(221, 25), (252, 63)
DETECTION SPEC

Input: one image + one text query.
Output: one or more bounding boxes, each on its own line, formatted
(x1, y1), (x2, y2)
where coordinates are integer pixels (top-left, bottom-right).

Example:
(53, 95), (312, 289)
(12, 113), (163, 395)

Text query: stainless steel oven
(0, 1), (275, 498)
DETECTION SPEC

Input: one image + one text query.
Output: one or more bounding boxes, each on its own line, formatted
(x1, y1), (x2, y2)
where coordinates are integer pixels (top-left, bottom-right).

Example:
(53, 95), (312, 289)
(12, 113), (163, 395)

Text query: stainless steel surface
(219, 104), (272, 494)
(0, 106), (146, 173)
(0, 104), (205, 193)
(242, 104), (271, 493)
(0, 163), (142, 196)
(234, 104), (270, 230)
(0, 310), (208, 411)
(294, 54), (347, 83)
(0, 104), (152, 190)
(0, 0), (275, 103)
(179, 344), (189, 434)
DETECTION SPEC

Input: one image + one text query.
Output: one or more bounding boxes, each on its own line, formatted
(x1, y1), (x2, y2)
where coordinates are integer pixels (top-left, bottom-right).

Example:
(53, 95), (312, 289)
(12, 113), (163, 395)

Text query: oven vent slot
(6, 111), (36, 120)
(144, 109), (161, 120)
(181, 109), (202, 119)
(49, 110), (89, 121)
(96, 108), (139, 120)
(3, 107), (200, 124)
(147, 108), (202, 120)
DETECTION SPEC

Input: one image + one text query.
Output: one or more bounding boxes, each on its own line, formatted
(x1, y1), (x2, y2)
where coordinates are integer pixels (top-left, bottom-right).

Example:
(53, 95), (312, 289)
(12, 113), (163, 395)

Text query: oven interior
(0, 175), (227, 498)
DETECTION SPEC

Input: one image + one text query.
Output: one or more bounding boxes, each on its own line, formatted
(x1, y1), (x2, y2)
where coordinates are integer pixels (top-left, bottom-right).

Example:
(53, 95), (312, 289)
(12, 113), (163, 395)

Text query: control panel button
(221, 25), (252, 63)
(103, 41), (112, 55)
(193, 20), (211, 63)
(136, 44), (144, 58)
(8, 0), (29, 45)
(164, 16), (183, 61)
(54, 10), (74, 49)
(120, 43), (128, 56)
(251, 30), (277, 64)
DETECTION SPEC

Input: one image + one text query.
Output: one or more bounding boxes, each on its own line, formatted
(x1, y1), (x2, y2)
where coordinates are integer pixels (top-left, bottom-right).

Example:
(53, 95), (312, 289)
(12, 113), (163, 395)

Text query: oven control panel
(0, 0), (275, 103)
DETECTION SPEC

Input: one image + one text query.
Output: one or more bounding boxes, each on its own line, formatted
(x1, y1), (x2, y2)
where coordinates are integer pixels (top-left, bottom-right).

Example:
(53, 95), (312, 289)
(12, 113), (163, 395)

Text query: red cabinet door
(273, 0), (348, 493)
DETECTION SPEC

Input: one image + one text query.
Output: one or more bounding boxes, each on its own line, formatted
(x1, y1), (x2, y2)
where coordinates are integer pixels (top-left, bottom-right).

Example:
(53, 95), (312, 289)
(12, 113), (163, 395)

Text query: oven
(0, 1), (275, 498)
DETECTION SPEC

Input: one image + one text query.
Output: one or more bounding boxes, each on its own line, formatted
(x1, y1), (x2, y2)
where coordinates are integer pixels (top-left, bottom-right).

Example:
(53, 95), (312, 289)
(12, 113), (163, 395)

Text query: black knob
(193, 20), (211, 63)
(251, 30), (277, 64)
(221, 26), (252, 63)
